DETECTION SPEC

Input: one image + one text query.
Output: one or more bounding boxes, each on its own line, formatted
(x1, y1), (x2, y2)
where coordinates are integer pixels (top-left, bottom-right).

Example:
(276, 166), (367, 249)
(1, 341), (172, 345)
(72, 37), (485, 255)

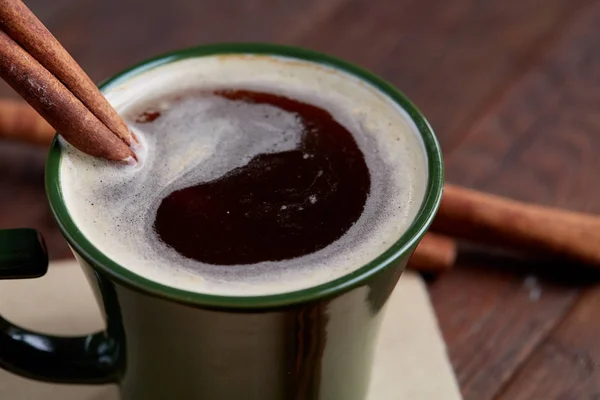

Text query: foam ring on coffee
(59, 55), (428, 296)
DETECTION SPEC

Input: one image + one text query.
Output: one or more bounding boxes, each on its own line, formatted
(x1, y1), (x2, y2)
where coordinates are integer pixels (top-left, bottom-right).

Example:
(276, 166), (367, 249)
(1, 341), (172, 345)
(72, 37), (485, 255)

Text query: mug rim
(45, 43), (444, 309)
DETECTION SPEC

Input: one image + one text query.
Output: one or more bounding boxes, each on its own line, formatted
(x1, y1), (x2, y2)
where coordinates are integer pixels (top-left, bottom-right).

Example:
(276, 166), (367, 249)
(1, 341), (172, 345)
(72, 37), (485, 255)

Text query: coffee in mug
(59, 54), (428, 296)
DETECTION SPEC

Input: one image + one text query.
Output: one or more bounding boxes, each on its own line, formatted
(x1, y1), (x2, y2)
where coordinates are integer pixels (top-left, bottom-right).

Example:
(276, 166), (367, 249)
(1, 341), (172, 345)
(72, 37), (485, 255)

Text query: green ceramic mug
(0, 44), (443, 399)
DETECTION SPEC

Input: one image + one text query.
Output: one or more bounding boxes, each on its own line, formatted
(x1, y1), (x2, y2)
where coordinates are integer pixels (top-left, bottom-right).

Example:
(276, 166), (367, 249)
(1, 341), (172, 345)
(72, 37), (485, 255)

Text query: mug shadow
(423, 242), (600, 288)
(0, 141), (46, 183)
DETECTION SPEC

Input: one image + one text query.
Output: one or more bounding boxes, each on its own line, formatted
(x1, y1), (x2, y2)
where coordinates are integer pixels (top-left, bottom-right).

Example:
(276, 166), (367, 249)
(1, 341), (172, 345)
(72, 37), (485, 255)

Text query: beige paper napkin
(0, 260), (461, 399)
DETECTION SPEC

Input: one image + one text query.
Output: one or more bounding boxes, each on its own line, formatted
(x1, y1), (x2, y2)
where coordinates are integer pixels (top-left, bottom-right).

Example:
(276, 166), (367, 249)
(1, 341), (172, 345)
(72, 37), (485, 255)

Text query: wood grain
(293, 0), (592, 149)
(27, 0), (347, 84)
(430, 1), (600, 398)
(496, 285), (600, 399)
(429, 255), (581, 399)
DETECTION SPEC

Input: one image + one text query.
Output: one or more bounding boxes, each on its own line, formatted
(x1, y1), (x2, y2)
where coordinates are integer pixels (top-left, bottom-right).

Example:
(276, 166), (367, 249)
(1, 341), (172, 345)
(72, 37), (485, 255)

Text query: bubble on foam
(59, 55), (428, 296)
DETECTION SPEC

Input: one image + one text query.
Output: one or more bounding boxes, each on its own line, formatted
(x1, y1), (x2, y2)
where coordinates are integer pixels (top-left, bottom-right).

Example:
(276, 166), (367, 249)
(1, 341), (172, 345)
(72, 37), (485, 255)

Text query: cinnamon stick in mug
(0, 0), (135, 146)
(0, 0), (135, 161)
(0, 29), (133, 161)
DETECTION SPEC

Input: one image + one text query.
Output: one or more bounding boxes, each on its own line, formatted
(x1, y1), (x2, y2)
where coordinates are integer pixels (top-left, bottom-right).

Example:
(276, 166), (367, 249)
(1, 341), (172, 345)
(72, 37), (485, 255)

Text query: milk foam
(59, 55), (428, 296)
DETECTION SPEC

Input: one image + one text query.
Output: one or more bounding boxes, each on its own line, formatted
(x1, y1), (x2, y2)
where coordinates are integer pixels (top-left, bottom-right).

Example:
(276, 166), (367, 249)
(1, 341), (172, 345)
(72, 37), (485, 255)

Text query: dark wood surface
(1, 1), (599, 398)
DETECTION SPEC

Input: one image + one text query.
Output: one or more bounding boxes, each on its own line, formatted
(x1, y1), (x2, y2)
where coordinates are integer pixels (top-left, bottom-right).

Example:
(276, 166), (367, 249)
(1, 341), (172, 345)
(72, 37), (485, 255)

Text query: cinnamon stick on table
(0, 100), (54, 146)
(409, 233), (457, 273)
(433, 184), (600, 266)
(0, 0), (134, 161)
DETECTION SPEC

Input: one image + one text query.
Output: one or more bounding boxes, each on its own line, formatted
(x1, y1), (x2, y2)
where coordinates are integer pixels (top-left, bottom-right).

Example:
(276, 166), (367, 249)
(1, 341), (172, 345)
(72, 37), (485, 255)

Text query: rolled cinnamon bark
(433, 184), (600, 266)
(0, 0), (135, 146)
(409, 233), (458, 273)
(0, 29), (133, 161)
(0, 100), (54, 146)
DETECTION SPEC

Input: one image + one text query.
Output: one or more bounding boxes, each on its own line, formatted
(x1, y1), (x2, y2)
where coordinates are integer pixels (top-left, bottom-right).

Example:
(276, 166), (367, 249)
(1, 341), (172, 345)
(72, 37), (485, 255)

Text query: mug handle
(0, 228), (119, 384)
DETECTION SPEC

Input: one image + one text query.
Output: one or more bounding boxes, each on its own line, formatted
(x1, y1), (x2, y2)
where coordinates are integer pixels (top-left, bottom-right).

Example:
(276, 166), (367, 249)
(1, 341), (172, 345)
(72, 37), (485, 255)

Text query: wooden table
(1, 1), (599, 398)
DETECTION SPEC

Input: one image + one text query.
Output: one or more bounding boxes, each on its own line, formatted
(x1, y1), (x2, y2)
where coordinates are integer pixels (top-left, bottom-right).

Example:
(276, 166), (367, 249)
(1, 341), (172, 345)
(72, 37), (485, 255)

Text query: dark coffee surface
(153, 90), (371, 265)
